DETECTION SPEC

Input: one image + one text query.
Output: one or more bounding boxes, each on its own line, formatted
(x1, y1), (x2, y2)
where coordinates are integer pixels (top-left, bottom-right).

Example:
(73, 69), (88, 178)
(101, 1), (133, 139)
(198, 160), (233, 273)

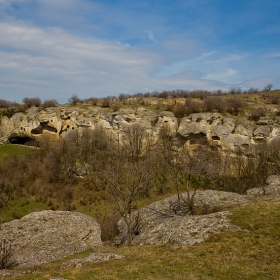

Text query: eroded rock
(0, 210), (102, 268)
(116, 190), (246, 246)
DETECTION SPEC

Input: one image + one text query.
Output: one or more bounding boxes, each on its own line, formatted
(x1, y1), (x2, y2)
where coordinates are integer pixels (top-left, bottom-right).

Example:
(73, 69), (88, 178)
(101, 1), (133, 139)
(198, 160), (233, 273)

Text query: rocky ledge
(1, 106), (280, 152)
(0, 211), (102, 268)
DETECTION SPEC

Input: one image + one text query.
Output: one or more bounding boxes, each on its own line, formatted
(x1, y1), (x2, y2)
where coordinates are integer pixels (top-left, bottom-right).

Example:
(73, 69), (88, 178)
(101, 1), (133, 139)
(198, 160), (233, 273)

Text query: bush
(68, 94), (80, 105)
(98, 213), (122, 242)
(226, 98), (245, 115)
(42, 99), (58, 109)
(101, 97), (110, 107)
(248, 109), (265, 121)
(203, 96), (226, 113)
(0, 240), (13, 269)
(23, 97), (42, 108)
(0, 100), (12, 109)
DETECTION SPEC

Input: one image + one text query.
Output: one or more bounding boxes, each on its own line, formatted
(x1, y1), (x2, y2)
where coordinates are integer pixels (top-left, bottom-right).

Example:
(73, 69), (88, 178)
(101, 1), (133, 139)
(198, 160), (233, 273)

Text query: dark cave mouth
(8, 135), (39, 147)
(31, 124), (58, 135)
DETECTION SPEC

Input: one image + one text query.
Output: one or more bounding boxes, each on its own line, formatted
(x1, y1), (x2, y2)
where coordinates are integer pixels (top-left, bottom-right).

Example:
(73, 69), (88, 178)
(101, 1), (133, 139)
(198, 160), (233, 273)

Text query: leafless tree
(42, 99), (58, 109)
(105, 153), (155, 244)
(169, 146), (217, 215)
(263, 84), (273, 91)
(45, 138), (78, 184)
(0, 240), (13, 269)
(23, 97), (42, 108)
(0, 180), (14, 225)
(68, 94), (80, 105)
(123, 123), (152, 162)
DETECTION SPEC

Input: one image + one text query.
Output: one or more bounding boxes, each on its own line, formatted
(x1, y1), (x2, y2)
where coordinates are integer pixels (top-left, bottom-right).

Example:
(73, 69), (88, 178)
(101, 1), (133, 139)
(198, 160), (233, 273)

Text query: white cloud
(242, 77), (279, 89)
(147, 31), (157, 42)
(206, 68), (238, 82)
(0, 21), (164, 101)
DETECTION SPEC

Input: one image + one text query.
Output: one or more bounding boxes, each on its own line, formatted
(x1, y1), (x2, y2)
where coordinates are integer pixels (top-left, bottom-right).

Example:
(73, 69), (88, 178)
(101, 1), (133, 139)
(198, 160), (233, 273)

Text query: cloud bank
(0, 0), (279, 102)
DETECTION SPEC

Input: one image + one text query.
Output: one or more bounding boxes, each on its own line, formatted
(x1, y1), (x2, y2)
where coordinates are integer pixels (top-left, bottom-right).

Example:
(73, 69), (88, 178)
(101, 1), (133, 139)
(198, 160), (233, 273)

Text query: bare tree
(263, 84), (273, 91)
(45, 138), (78, 185)
(0, 180), (14, 225)
(68, 94), (80, 105)
(169, 146), (216, 215)
(42, 99), (58, 109)
(123, 123), (152, 162)
(23, 97), (42, 108)
(0, 240), (13, 269)
(105, 155), (155, 244)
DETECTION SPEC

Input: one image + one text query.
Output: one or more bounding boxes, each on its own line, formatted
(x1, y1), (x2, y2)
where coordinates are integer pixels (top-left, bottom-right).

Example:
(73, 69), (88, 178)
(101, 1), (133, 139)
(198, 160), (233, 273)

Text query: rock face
(116, 190), (247, 246)
(177, 113), (280, 151)
(0, 210), (102, 268)
(246, 175), (280, 198)
(1, 105), (280, 152)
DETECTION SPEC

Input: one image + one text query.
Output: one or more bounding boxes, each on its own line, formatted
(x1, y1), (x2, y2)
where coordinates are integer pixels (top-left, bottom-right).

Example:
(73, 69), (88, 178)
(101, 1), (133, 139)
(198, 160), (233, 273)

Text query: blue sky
(0, 0), (280, 103)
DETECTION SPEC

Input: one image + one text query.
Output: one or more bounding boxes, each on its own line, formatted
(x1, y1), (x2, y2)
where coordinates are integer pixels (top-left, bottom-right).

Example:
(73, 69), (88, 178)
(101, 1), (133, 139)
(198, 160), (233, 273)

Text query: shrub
(226, 98), (245, 115)
(0, 240), (13, 269)
(248, 109), (265, 121)
(98, 213), (122, 242)
(101, 97), (110, 107)
(23, 97), (42, 108)
(68, 94), (80, 105)
(203, 96), (226, 113)
(0, 100), (12, 109)
(42, 99), (58, 109)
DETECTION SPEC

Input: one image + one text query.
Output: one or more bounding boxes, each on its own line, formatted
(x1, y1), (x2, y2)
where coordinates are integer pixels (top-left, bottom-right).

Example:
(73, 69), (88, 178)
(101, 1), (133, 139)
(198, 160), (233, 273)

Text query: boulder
(154, 111), (178, 137)
(246, 175), (280, 198)
(116, 190), (246, 246)
(234, 125), (253, 137)
(253, 126), (273, 138)
(266, 175), (280, 185)
(0, 210), (102, 268)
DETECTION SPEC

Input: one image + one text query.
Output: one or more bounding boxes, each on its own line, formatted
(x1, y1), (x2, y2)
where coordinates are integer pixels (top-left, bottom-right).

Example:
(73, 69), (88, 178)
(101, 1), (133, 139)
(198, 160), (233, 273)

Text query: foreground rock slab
(0, 210), (102, 268)
(116, 190), (246, 247)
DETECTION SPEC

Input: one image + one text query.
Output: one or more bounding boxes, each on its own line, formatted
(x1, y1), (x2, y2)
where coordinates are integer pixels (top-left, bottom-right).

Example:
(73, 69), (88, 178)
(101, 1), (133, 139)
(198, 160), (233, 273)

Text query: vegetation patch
(0, 144), (34, 162)
(8, 201), (280, 280)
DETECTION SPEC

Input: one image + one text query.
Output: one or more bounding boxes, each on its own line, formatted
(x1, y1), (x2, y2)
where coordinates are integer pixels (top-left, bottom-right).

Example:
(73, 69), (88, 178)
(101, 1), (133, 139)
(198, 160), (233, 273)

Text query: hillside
(1, 90), (280, 279)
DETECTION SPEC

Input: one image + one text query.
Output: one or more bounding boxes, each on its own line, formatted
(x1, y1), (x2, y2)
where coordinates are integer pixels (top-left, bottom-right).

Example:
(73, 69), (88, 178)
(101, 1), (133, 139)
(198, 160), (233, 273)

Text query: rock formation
(0, 210), (102, 268)
(1, 105), (280, 152)
(116, 190), (246, 246)
(116, 179), (280, 246)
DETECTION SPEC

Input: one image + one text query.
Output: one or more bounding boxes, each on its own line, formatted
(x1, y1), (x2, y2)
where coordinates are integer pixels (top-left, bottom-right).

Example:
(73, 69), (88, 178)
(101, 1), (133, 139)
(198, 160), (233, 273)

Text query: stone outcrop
(177, 113), (280, 151)
(1, 105), (280, 152)
(0, 210), (102, 268)
(116, 177), (280, 246)
(246, 175), (280, 199)
(116, 190), (247, 246)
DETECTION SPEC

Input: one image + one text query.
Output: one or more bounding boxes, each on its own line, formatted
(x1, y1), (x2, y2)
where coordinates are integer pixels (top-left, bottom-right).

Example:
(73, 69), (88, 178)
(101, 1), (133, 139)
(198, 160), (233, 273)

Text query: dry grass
(9, 200), (280, 280)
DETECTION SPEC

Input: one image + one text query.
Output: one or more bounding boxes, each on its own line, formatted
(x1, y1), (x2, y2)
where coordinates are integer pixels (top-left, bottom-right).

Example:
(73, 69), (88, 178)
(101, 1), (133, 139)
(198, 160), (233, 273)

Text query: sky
(0, 0), (280, 103)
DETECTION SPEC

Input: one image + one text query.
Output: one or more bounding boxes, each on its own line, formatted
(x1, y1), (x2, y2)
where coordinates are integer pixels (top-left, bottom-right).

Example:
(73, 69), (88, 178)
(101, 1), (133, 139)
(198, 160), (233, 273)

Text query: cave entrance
(8, 135), (39, 147)
(188, 133), (208, 145)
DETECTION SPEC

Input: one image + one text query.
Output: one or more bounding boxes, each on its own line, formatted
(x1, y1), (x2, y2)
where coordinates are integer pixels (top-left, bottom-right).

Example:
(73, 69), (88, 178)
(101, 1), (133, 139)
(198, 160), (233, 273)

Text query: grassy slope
(0, 144), (34, 162)
(2, 92), (280, 278)
(12, 201), (280, 280)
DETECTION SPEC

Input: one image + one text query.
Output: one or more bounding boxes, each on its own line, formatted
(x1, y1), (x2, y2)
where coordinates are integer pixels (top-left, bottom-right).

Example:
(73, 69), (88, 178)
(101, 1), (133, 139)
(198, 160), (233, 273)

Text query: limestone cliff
(1, 105), (280, 152)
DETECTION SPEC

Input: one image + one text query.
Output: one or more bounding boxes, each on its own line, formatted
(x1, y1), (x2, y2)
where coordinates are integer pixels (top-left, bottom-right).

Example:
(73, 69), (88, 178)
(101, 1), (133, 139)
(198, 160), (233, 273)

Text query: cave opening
(8, 135), (39, 147)
(211, 136), (220, 141)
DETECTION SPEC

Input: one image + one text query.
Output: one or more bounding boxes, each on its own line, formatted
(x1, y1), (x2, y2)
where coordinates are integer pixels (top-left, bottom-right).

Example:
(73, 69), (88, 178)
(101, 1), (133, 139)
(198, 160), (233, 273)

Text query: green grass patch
(0, 144), (34, 161)
(4, 198), (49, 222)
